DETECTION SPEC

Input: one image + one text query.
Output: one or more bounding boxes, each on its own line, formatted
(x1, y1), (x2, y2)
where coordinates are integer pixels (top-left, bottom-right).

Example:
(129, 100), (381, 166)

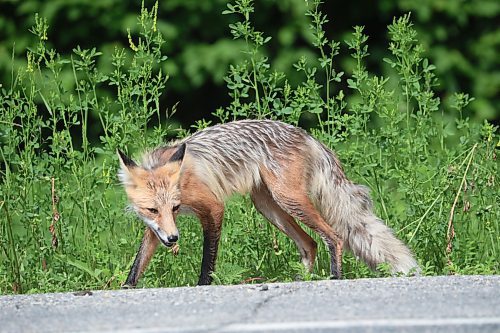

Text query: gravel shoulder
(1, 275), (499, 333)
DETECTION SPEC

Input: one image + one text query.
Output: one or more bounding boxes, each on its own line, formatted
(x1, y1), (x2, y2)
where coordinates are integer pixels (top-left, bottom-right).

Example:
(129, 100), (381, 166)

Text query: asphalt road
(1, 275), (499, 333)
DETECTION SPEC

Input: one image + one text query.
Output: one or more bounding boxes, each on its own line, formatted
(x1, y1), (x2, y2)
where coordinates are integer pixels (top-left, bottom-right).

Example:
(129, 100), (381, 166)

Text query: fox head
(117, 144), (186, 248)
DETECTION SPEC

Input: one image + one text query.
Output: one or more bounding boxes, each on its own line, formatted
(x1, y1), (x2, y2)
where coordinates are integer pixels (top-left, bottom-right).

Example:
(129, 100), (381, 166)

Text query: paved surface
(0, 275), (499, 333)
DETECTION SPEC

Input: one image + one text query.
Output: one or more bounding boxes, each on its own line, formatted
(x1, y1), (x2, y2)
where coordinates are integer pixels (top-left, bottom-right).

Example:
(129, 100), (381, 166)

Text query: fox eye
(172, 205), (180, 213)
(146, 208), (158, 214)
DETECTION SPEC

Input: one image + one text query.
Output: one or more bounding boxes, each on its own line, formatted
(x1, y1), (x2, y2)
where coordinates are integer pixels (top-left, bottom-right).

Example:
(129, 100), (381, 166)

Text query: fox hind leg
(123, 227), (159, 288)
(251, 185), (317, 272)
(274, 192), (343, 279)
(261, 168), (343, 279)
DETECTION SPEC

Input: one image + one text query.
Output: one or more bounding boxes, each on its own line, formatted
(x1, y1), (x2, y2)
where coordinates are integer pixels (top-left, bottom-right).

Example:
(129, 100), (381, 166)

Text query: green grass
(1, 0), (498, 294)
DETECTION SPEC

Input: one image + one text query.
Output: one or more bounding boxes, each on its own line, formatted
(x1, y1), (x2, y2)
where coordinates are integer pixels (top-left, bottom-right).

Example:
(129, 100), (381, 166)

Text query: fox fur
(118, 119), (419, 286)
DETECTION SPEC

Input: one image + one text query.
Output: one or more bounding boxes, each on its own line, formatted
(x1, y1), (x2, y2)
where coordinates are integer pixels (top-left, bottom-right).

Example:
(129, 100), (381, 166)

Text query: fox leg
(196, 206), (224, 285)
(273, 191), (343, 279)
(251, 185), (317, 272)
(123, 227), (159, 288)
(261, 166), (343, 279)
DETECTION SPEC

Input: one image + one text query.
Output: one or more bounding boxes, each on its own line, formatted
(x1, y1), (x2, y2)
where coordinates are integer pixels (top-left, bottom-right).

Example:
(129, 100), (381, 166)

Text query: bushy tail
(310, 142), (419, 275)
(337, 183), (419, 274)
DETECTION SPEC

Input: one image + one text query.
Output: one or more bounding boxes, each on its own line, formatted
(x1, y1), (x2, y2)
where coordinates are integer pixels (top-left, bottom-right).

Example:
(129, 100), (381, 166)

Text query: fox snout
(154, 227), (179, 248)
(140, 217), (179, 248)
(167, 234), (178, 243)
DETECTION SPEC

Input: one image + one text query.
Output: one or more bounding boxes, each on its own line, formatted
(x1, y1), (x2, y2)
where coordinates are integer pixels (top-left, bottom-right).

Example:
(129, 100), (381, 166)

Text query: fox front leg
(123, 227), (159, 288)
(197, 208), (223, 285)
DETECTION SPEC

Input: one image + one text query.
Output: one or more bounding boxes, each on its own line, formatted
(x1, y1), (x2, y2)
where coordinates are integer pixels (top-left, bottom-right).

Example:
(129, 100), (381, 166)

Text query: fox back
(141, 120), (344, 201)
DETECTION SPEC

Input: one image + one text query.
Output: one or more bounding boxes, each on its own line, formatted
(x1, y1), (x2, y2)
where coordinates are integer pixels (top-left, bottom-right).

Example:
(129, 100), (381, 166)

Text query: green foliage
(1, 0), (498, 294)
(1, 0), (498, 125)
(397, 0), (500, 121)
(0, 2), (172, 293)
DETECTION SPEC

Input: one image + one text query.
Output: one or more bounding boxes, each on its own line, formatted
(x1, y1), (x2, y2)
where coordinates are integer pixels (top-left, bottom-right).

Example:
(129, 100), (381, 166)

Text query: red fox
(118, 120), (419, 286)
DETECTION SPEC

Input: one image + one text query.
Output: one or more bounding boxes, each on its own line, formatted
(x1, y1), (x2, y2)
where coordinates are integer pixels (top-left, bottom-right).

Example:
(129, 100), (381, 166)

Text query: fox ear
(117, 149), (137, 186)
(117, 149), (137, 168)
(162, 143), (186, 181)
(169, 143), (186, 164)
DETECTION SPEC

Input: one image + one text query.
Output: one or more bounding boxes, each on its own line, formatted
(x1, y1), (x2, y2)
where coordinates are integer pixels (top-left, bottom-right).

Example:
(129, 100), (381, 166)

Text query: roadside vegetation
(1, 0), (498, 294)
